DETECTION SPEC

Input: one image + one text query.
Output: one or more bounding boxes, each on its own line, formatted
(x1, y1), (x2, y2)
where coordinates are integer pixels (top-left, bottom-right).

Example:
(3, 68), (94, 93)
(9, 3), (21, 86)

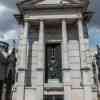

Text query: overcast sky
(0, 0), (100, 48)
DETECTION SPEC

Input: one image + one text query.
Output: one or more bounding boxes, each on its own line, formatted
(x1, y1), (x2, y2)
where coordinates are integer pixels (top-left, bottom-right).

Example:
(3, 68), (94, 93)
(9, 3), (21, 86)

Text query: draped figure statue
(0, 41), (17, 100)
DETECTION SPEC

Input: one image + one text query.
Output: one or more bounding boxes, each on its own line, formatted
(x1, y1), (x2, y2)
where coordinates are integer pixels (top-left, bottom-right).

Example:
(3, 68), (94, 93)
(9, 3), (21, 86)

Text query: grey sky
(89, 0), (100, 27)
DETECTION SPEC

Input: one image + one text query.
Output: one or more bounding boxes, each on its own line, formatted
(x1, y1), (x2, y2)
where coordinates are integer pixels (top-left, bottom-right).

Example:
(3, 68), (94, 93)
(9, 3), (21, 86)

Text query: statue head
(0, 41), (9, 53)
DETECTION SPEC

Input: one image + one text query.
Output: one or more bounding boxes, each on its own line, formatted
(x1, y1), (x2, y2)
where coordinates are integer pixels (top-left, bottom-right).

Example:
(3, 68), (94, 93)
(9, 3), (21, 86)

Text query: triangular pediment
(18, 0), (83, 9)
(35, 0), (81, 5)
(36, 0), (62, 5)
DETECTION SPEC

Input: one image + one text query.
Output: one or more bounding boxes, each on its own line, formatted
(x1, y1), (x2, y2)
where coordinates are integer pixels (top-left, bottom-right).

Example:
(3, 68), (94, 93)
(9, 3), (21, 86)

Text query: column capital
(61, 19), (67, 25)
(39, 19), (44, 21)
(24, 18), (29, 22)
(39, 20), (44, 27)
(24, 21), (29, 26)
(77, 18), (83, 24)
(77, 16), (84, 20)
(61, 18), (67, 21)
(39, 20), (44, 25)
(23, 20), (29, 26)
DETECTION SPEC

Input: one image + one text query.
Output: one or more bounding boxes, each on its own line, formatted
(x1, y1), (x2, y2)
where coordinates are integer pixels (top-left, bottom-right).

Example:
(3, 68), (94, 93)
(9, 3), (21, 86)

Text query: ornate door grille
(45, 43), (62, 83)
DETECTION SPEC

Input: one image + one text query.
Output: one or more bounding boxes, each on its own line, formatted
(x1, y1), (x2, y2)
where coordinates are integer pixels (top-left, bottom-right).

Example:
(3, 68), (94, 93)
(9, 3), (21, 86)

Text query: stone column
(16, 21), (28, 100)
(77, 19), (92, 100)
(37, 20), (44, 100)
(62, 19), (71, 100)
(38, 20), (45, 77)
(77, 18), (86, 67)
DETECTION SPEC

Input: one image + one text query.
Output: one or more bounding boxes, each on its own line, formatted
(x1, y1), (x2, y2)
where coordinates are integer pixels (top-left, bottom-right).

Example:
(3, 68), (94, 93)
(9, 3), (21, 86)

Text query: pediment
(18, 0), (82, 9)
(36, 0), (81, 5)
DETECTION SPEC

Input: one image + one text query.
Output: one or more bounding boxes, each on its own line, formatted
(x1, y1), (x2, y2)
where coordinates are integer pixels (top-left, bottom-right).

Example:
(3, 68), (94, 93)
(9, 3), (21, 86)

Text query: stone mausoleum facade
(13, 0), (98, 100)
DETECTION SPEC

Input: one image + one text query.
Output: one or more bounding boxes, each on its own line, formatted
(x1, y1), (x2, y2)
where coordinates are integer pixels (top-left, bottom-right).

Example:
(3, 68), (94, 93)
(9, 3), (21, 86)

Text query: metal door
(45, 43), (62, 83)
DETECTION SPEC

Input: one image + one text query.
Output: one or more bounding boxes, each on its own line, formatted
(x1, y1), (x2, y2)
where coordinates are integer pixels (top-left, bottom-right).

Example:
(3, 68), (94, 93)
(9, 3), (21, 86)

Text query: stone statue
(0, 41), (9, 100)
(5, 40), (17, 100)
(0, 40), (17, 100)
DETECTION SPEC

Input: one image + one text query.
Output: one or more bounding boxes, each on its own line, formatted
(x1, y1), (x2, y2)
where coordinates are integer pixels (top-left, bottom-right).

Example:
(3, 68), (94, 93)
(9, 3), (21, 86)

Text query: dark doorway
(44, 95), (64, 100)
(45, 43), (62, 83)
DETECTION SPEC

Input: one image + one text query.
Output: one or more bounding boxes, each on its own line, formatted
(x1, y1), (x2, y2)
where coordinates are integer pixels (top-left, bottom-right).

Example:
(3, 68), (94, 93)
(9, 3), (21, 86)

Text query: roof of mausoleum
(16, 0), (89, 12)
(15, 0), (91, 24)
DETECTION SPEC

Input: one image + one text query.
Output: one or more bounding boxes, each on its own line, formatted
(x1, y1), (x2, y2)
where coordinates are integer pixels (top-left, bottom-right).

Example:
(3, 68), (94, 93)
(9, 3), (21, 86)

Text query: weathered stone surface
(72, 89), (84, 100)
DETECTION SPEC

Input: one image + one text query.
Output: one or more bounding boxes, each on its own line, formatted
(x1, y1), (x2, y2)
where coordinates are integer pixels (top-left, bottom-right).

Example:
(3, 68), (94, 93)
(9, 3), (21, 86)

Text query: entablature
(24, 13), (82, 21)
